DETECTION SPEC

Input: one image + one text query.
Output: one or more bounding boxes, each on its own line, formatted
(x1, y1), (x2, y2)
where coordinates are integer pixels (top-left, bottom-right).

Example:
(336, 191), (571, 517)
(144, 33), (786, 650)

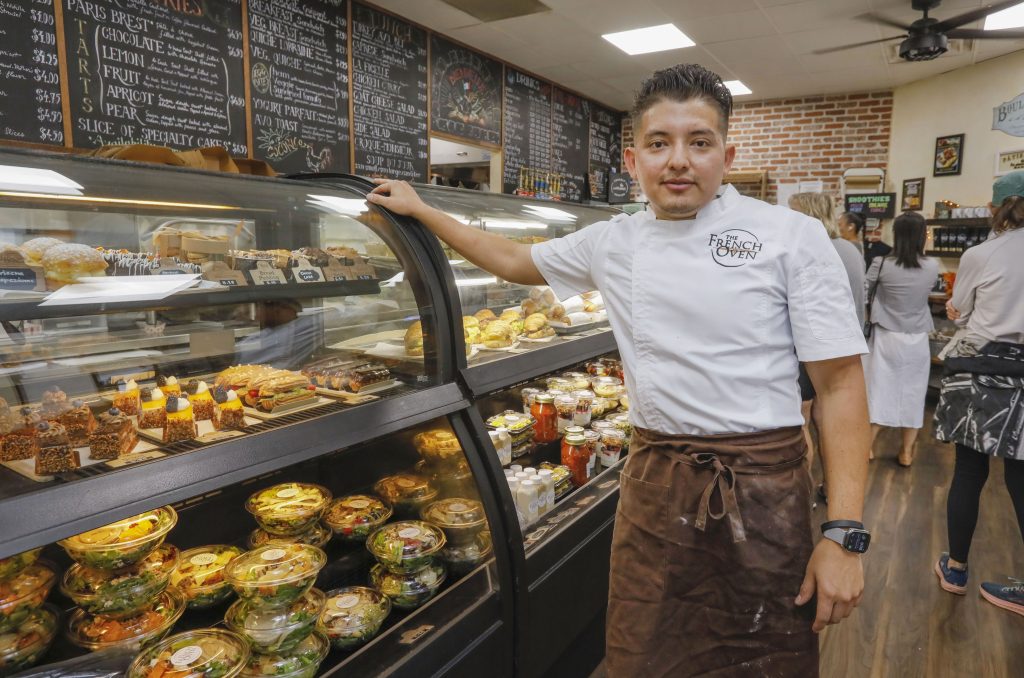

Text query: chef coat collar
(649, 183), (739, 226)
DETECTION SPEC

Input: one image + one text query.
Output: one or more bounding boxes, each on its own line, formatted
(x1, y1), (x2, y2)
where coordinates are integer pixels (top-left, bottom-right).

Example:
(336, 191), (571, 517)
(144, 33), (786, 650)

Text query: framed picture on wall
(901, 177), (925, 211)
(934, 134), (964, 176)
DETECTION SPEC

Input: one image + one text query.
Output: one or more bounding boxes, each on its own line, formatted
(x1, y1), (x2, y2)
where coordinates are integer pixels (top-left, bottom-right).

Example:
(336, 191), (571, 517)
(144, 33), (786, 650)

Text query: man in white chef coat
(368, 64), (870, 677)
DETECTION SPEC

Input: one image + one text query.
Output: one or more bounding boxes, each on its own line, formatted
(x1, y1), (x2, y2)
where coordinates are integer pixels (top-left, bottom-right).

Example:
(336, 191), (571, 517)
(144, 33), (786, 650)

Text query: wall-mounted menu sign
(844, 192), (897, 219)
(351, 3), (427, 181)
(588, 104), (620, 202)
(248, 0), (350, 173)
(552, 87), (589, 203)
(0, 0), (63, 145)
(63, 0), (247, 155)
(502, 68), (551, 195)
(430, 35), (501, 147)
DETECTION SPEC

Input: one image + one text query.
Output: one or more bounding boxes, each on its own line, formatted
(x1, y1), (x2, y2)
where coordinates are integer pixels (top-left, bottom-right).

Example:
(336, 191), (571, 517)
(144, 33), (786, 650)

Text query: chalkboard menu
(588, 104), (621, 202)
(351, 3), (427, 181)
(62, 0), (247, 155)
(502, 68), (551, 195)
(0, 0), (63, 145)
(551, 88), (589, 202)
(248, 0), (350, 173)
(430, 35), (501, 146)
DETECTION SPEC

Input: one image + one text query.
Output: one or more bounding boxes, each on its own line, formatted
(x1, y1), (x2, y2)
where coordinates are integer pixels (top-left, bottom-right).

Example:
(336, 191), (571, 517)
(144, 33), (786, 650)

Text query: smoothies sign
(844, 193), (896, 219)
(993, 92), (1024, 138)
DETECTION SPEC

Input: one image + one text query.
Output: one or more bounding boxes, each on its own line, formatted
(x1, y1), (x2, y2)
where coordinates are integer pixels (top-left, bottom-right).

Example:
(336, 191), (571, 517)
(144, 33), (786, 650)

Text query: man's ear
(624, 146), (637, 180)
(723, 144), (736, 174)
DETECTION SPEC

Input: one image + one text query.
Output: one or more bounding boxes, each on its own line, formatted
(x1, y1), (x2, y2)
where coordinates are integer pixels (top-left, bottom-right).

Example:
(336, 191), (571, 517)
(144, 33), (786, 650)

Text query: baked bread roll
(499, 309), (524, 336)
(21, 237), (63, 265)
(405, 321), (425, 356)
(41, 243), (107, 288)
(524, 313), (555, 339)
(480, 319), (515, 348)
(462, 316), (481, 347)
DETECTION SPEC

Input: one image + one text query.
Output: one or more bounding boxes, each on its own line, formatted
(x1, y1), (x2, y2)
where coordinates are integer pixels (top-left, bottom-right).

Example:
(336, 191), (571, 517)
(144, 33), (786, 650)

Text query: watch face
(844, 529), (870, 553)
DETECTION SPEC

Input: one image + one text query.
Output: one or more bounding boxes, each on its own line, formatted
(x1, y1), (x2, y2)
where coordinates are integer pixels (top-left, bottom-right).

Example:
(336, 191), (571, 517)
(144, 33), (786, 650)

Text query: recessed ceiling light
(602, 24), (695, 56)
(724, 80), (752, 96)
(984, 2), (1024, 30)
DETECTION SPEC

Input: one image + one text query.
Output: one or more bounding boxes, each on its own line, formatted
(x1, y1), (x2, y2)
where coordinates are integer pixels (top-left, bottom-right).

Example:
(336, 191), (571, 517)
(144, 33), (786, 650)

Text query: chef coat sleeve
(530, 220), (608, 301)
(786, 217), (868, 362)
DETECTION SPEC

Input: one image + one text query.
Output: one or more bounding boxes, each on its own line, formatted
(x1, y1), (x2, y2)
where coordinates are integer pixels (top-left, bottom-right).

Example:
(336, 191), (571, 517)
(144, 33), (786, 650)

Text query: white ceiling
(369, 0), (1024, 109)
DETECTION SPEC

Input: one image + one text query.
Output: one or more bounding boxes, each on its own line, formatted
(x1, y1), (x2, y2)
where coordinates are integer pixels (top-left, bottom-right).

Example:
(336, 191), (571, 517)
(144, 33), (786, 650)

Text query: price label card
(248, 261), (287, 286)
(202, 261), (248, 287)
(290, 261), (324, 284)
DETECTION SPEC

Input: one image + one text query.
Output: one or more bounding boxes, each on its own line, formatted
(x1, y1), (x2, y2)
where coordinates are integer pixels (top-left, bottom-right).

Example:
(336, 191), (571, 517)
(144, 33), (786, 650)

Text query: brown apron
(606, 426), (818, 678)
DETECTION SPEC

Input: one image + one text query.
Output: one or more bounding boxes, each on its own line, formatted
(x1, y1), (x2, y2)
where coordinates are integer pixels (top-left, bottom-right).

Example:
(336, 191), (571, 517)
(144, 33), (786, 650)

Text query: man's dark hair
(892, 211), (927, 268)
(841, 211), (866, 235)
(631, 64), (733, 138)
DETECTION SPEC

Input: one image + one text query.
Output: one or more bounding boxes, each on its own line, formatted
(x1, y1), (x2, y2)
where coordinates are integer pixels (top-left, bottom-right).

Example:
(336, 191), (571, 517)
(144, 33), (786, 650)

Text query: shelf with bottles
(926, 223), (991, 257)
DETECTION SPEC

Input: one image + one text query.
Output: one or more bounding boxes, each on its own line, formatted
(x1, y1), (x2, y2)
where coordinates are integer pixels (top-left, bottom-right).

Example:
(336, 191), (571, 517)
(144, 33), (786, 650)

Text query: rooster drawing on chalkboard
(306, 147), (332, 173)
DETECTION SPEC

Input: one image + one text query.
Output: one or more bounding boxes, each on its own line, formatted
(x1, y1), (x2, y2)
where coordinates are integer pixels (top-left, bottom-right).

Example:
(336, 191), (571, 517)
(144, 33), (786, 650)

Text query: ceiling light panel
(602, 24), (695, 55)
(724, 80), (752, 95)
(984, 3), (1024, 30)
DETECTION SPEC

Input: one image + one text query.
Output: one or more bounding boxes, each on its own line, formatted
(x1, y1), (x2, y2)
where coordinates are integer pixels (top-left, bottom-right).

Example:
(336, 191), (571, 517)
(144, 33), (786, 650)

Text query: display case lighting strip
(0, 191), (238, 210)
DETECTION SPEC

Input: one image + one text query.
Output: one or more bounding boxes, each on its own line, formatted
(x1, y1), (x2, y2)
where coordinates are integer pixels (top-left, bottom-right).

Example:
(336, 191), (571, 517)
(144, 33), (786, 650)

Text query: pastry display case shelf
(0, 382), (465, 557)
(0, 278), (382, 321)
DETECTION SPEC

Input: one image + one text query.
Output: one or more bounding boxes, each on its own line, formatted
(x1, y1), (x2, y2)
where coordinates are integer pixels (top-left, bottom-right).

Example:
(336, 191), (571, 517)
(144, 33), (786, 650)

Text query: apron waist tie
(687, 451), (807, 544)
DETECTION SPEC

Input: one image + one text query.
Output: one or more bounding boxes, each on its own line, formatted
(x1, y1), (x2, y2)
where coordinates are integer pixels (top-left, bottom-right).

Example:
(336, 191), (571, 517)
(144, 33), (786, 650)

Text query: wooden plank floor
(590, 404), (1024, 678)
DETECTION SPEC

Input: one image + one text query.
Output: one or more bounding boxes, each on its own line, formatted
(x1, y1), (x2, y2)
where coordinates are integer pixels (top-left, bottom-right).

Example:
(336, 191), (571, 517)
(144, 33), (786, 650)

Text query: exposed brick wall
(620, 91), (893, 205)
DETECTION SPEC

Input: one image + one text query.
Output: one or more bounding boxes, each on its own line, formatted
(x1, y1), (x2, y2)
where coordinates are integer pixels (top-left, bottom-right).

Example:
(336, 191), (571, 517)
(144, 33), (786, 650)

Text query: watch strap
(821, 519), (864, 533)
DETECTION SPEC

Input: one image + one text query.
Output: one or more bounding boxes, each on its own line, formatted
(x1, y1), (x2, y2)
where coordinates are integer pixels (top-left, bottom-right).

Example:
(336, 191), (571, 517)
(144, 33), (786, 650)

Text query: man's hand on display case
(368, 179), (547, 286)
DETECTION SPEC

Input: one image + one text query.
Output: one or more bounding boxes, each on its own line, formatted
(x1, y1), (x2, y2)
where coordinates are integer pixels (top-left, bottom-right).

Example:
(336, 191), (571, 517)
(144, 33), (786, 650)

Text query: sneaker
(934, 553), (968, 595)
(980, 578), (1024, 617)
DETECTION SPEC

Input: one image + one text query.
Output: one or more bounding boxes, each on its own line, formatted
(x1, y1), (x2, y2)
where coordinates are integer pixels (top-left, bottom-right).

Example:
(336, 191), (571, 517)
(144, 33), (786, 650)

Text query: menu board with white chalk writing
(588, 104), (620, 202)
(551, 87), (589, 203)
(502, 68), (551, 195)
(62, 0), (247, 155)
(0, 0), (63, 145)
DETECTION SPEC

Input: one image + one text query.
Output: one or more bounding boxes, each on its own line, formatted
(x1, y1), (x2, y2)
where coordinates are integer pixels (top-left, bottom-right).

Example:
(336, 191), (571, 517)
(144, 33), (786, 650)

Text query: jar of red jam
(531, 393), (558, 444)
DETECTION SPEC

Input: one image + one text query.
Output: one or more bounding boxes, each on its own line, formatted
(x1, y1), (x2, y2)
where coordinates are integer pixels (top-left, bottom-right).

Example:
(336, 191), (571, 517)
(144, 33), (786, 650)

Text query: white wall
(888, 49), (1024, 211)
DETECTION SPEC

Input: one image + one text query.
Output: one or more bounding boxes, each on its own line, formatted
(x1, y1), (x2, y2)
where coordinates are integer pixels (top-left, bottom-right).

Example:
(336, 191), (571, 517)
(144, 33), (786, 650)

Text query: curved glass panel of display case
(412, 185), (620, 393)
(0, 149), (453, 552)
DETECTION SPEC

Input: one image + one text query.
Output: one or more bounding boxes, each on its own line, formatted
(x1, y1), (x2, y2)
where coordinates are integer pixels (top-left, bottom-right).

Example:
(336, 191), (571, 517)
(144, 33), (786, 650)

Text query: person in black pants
(933, 171), (1024, 617)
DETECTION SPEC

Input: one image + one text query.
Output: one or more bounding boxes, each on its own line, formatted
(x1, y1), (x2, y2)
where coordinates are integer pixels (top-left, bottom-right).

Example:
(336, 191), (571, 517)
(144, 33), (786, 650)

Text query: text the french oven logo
(708, 229), (762, 267)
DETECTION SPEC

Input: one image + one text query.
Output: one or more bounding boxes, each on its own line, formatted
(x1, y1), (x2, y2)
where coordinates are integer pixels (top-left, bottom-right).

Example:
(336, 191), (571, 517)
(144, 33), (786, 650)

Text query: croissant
(481, 320), (515, 348)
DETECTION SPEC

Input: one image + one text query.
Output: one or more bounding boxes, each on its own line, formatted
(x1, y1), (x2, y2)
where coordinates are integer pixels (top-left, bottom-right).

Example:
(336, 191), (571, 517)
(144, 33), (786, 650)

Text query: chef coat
(531, 185), (867, 435)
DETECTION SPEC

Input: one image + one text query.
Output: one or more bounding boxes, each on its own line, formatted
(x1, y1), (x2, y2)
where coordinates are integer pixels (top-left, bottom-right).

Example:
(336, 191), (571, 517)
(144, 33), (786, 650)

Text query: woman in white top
(933, 171), (1024, 614)
(863, 211), (939, 466)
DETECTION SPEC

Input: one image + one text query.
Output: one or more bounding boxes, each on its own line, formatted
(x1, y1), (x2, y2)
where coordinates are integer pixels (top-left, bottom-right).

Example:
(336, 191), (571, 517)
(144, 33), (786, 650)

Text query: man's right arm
(367, 179), (546, 286)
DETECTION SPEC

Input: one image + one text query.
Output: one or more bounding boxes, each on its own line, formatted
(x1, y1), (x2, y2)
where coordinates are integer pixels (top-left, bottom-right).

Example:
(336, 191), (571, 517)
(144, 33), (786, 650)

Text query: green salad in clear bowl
(127, 628), (250, 678)
(226, 588), (325, 654)
(171, 544), (243, 609)
(0, 548), (42, 583)
(370, 562), (446, 610)
(0, 562), (55, 634)
(246, 483), (332, 536)
(248, 522), (331, 550)
(225, 544), (326, 608)
(0, 604), (58, 677)
(318, 586), (391, 650)
(367, 521), (445, 574)
(59, 506), (178, 570)
(240, 630), (329, 678)
(373, 474), (438, 517)
(66, 587), (186, 653)
(62, 544), (178, 619)
(420, 498), (487, 545)
(439, 531), (493, 577)
(323, 495), (393, 543)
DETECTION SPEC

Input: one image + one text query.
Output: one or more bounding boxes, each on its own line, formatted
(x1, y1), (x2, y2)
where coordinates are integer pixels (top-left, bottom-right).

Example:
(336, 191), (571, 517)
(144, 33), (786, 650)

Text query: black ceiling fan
(815, 0), (1024, 60)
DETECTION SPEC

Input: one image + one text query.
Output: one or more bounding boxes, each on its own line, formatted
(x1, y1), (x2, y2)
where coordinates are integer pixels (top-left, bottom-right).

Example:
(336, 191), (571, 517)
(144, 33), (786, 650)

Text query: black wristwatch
(821, 520), (871, 554)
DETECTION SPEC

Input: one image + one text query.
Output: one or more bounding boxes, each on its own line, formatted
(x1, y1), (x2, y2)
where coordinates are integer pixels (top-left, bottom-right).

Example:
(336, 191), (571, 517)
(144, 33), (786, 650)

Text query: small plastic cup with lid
(0, 604), (58, 676)
(439, 531), (493, 577)
(62, 544), (178, 619)
(240, 630), (329, 678)
(225, 588), (325, 654)
(0, 548), (41, 583)
(225, 544), (326, 608)
(554, 394), (579, 433)
(420, 498), (487, 545)
(0, 562), (55, 634)
(366, 521), (446, 574)
(323, 494), (393, 543)
(369, 562), (446, 610)
(571, 390), (595, 427)
(246, 483), (332, 536)
(67, 587), (186, 653)
(59, 506), (177, 570)
(545, 376), (573, 392)
(171, 544), (244, 609)
(127, 628), (250, 678)
(318, 586), (391, 650)
(248, 522), (332, 551)
(563, 372), (592, 390)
